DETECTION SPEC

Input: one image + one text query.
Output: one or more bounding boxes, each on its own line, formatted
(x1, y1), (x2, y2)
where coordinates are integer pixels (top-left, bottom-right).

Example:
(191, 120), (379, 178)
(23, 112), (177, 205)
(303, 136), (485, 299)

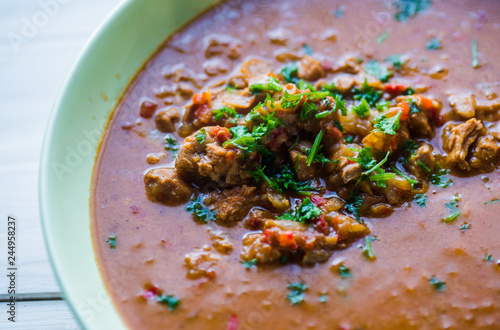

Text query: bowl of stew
(41, 0), (500, 329)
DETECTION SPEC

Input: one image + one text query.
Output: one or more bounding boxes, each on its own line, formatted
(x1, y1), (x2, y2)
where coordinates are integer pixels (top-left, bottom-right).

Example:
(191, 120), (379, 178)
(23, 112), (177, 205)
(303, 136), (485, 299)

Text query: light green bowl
(39, 0), (219, 328)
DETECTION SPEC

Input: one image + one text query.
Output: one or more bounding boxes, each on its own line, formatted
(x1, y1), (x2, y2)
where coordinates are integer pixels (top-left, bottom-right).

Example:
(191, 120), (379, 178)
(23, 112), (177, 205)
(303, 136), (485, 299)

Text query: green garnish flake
(361, 236), (377, 260)
(442, 193), (461, 223)
(287, 282), (307, 305)
(485, 199), (500, 205)
(345, 135), (354, 143)
(241, 258), (258, 269)
(352, 99), (371, 118)
(372, 110), (401, 135)
(385, 54), (403, 70)
(334, 6), (345, 17)
(485, 253), (493, 262)
(414, 194), (427, 208)
(212, 105), (242, 123)
(307, 130), (325, 166)
(426, 37), (442, 50)
(248, 165), (319, 195)
(391, 165), (418, 189)
(472, 38), (479, 68)
(281, 62), (299, 83)
(106, 234), (116, 249)
(353, 79), (383, 107)
(365, 60), (393, 82)
(459, 223), (470, 230)
(429, 276), (446, 292)
(278, 197), (322, 223)
(417, 160), (431, 173)
(376, 32), (390, 44)
(195, 128), (206, 144)
(164, 134), (178, 155)
(157, 294), (181, 311)
(394, 0), (432, 22)
(249, 77), (283, 94)
(319, 293), (328, 303)
(303, 44), (313, 55)
(345, 191), (363, 223)
(186, 194), (215, 223)
(430, 166), (453, 189)
(338, 265), (352, 278)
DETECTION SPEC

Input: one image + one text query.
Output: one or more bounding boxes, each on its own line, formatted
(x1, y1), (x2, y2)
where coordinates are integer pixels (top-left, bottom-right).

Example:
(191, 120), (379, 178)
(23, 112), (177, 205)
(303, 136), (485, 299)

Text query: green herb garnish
(106, 234), (116, 249)
(241, 258), (258, 269)
(353, 79), (383, 107)
(307, 130), (324, 166)
(372, 110), (401, 135)
(186, 195), (215, 223)
(414, 194), (427, 208)
(376, 32), (390, 44)
(250, 77), (283, 94)
(485, 254), (493, 262)
(338, 265), (352, 278)
(281, 62), (299, 83)
(472, 38), (479, 68)
(278, 197), (322, 223)
(345, 191), (363, 223)
(394, 0), (432, 22)
(164, 134), (178, 155)
(365, 60), (393, 82)
(212, 105), (242, 123)
(287, 282), (307, 305)
(157, 294), (181, 311)
(429, 276), (446, 292)
(195, 128), (206, 144)
(426, 37), (442, 50)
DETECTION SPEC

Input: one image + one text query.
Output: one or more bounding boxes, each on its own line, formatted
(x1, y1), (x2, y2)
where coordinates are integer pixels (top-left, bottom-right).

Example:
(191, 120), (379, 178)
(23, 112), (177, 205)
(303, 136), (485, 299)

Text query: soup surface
(92, 0), (500, 329)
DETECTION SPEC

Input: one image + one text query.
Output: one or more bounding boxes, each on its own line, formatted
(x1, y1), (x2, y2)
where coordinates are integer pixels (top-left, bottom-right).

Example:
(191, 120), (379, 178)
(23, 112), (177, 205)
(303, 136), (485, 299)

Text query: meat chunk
(442, 118), (486, 171)
(297, 55), (325, 81)
(155, 107), (180, 133)
(334, 54), (361, 74)
(405, 143), (435, 179)
(448, 94), (476, 119)
(175, 127), (255, 187)
(144, 168), (193, 205)
(469, 135), (500, 171)
(289, 143), (319, 181)
(184, 247), (219, 279)
(324, 212), (370, 242)
(204, 185), (262, 223)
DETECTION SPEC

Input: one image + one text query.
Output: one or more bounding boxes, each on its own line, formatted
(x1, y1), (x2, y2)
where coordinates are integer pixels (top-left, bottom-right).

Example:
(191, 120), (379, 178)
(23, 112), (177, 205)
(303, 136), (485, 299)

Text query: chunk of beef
(333, 54), (361, 74)
(290, 144), (319, 181)
(176, 127), (255, 187)
(155, 107), (180, 133)
(204, 185), (262, 223)
(297, 55), (325, 81)
(405, 143), (435, 179)
(448, 94), (476, 119)
(469, 135), (500, 171)
(475, 99), (500, 113)
(324, 212), (370, 242)
(144, 168), (193, 206)
(442, 118), (486, 171)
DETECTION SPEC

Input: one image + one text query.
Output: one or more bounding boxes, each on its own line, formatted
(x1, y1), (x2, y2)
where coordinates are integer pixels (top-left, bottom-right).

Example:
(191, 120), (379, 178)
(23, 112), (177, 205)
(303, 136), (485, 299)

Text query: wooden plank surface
(0, 0), (121, 327)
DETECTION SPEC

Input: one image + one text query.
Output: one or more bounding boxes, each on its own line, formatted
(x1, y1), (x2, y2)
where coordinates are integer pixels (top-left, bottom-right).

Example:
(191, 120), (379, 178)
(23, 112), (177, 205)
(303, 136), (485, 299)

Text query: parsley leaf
(307, 130), (325, 166)
(241, 258), (258, 269)
(249, 77), (283, 94)
(281, 62), (299, 83)
(394, 0), (432, 22)
(361, 236), (376, 260)
(485, 253), (493, 262)
(287, 282), (307, 305)
(186, 195), (215, 223)
(334, 94), (348, 116)
(429, 276), (446, 292)
(426, 37), (442, 50)
(106, 234), (116, 249)
(414, 194), (427, 208)
(352, 98), (371, 118)
(212, 105), (242, 123)
(430, 166), (453, 188)
(442, 194), (461, 223)
(372, 110), (401, 135)
(345, 191), (363, 223)
(278, 197), (322, 223)
(459, 223), (470, 230)
(365, 60), (393, 82)
(353, 79), (383, 107)
(385, 54), (403, 70)
(195, 128), (206, 144)
(338, 265), (352, 278)
(391, 165), (418, 189)
(249, 165), (319, 195)
(472, 38), (479, 68)
(156, 294), (181, 311)
(164, 134), (178, 156)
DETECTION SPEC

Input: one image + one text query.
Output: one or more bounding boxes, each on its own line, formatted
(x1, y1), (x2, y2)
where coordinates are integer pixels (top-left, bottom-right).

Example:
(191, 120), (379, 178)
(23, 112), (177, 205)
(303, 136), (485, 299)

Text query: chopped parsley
(248, 165), (319, 195)
(365, 60), (393, 82)
(349, 147), (392, 188)
(307, 130), (325, 166)
(345, 135), (354, 143)
(385, 54), (403, 70)
(287, 282), (307, 305)
(442, 193), (461, 223)
(106, 234), (116, 249)
(391, 165), (418, 189)
(164, 134), (178, 155)
(414, 194), (427, 208)
(249, 77), (283, 94)
(281, 91), (329, 109)
(212, 105), (242, 123)
(394, 0), (432, 22)
(459, 223), (470, 230)
(485, 199), (500, 204)
(429, 276), (446, 292)
(281, 62), (299, 83)
(319, 293), (328, 303)
(372, 110), (402, 135)
(334, 6), (345, 17)
(338, 265), (352, 278)
(195, 128), (206, 144)
(426, 37), (442, 50)
(278, 197), (322, 223)
(186, 195), (215, 223)
(353, 80), (383, 107)
(472, 38), (479, 69)
(429, 166), (453, 189)
(345, 191), (363, 223)
(485, 254), (493, 262)
(241, 258), (257, 269)
(361, 236), (376, 260)
(376, 32), (390, 44)
(157, 294), (181, 311)
(333, 94), (348, 116)
(303, 44), (313, 55)
(352, 98), (371, 118)
(418, 160), (431, 173)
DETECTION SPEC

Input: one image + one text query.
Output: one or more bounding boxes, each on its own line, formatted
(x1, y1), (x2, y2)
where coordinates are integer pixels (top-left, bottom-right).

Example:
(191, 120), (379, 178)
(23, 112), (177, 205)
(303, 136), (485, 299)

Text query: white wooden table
(0, 0), (121, 328)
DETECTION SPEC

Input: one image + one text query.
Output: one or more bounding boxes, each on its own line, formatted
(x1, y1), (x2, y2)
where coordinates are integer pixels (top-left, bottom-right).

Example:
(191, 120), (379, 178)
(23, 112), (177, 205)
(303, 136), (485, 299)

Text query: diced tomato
(213, 126), (231, 143)
(324, 122), (343, 141)
(227, 315), (239, 330)
(130, 205), (140, 214)
(397, 101), (410, 121)
(142, 284), (161, 300)
(192, 90), (211, 104)
(315, 214), (329, 234)
(139, 101), (158, 118)
(278, 231), (298, 250)
(415, 95), (438, 120)
(310, 195), (326, 206)
(385, 84), (407, 95)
